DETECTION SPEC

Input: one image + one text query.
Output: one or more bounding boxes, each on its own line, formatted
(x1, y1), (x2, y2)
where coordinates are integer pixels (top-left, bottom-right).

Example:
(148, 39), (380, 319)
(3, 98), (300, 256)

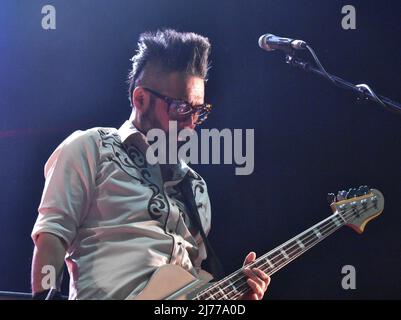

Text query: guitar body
(127, 264), (214, 300)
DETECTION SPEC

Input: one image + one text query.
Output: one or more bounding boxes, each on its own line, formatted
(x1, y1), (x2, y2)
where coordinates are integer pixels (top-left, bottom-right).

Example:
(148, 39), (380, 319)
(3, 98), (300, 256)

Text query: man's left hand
(241, 251), (270, 300)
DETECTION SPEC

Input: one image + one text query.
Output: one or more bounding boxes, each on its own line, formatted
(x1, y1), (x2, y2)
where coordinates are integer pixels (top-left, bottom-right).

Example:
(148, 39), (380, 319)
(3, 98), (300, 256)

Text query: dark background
(0, 0), (400, 299)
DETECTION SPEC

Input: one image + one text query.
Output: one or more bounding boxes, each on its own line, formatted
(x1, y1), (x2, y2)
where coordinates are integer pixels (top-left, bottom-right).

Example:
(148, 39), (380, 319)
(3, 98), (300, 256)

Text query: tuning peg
(355, 187), (364, 197)
(336, 190), (347, 201)
(357, 185), (370, 195)
(327, 193), (336, 204)
(346, 188), (358, 199)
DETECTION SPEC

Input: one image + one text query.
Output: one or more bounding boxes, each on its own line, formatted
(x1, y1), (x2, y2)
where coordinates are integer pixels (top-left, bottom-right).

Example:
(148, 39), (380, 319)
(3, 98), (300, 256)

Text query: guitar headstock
(328, 186), (384, 233)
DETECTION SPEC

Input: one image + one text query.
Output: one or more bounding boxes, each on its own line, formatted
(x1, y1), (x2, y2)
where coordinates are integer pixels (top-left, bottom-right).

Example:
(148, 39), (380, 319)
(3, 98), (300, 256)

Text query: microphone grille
(258, 34), (274, 51)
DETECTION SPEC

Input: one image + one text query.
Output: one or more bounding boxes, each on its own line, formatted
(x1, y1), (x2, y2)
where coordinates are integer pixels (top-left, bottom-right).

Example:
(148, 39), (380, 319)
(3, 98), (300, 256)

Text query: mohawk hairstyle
(127, 29), (211, 104)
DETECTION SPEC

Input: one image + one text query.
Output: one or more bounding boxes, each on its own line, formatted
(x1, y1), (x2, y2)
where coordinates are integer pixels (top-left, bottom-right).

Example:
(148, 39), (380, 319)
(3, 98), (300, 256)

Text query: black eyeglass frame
(141, 87), (212, 125)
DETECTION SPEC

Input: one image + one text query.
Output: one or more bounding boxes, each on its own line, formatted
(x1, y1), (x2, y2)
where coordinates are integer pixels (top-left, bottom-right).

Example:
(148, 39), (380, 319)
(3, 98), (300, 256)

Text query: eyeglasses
(142, 87), (212, 125)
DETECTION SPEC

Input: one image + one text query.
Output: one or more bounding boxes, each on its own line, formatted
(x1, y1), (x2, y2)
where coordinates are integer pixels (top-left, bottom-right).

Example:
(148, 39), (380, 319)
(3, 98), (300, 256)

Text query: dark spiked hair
(127, 29), (211, 104)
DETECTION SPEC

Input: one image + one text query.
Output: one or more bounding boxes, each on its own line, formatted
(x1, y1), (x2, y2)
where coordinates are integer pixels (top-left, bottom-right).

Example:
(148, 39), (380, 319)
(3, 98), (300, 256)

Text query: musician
(31, 29), (270, 300)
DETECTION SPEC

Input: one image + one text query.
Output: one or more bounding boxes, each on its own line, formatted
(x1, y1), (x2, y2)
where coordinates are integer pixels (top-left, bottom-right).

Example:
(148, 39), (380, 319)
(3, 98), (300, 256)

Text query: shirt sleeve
(31, 129), (99, 248)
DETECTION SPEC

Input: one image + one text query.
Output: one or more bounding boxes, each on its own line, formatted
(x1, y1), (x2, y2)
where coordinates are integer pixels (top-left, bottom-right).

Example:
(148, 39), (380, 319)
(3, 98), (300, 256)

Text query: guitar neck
(194, 211), (349, 300)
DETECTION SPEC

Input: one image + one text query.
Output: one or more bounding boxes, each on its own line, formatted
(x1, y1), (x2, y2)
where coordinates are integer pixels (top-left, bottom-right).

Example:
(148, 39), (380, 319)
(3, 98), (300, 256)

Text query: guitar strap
(177, 172), (225, 280)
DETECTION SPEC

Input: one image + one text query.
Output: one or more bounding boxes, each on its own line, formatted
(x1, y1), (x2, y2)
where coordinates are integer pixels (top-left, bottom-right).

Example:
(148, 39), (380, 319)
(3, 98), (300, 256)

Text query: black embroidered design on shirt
(191, 171), (206, 198)
(98, 129), (168, 220)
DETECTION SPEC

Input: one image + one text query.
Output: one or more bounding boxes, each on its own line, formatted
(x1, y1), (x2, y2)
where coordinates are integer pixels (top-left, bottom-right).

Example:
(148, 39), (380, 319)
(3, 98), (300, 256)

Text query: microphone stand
(285, 53), (401, 116)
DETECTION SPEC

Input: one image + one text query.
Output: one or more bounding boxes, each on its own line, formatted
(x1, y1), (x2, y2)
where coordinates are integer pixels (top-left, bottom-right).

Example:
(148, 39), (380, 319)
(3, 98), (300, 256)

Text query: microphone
(258, 34), (307, 52)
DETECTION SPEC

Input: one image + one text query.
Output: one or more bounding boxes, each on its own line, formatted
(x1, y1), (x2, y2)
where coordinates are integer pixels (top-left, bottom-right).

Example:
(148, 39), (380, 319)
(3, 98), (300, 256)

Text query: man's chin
(177, 125), (196, 141)
(178, 122), (196, 131)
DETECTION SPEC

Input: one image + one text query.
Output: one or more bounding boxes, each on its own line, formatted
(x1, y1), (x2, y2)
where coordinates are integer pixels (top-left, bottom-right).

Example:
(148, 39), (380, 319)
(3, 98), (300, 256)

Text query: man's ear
(132, 87), (149, 112)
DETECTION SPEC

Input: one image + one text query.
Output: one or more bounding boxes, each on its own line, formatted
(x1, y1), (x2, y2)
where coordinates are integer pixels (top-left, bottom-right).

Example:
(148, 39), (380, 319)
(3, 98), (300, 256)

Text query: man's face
(136, 72), (205, 134)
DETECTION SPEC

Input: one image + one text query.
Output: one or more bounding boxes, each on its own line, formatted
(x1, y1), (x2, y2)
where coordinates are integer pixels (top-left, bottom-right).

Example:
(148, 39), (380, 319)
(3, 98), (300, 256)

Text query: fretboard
(194, 211), (349, 300)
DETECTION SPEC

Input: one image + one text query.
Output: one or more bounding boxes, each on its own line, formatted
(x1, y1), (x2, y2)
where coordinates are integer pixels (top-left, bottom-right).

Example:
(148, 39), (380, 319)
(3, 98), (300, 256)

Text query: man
(31, 29), (269, 300)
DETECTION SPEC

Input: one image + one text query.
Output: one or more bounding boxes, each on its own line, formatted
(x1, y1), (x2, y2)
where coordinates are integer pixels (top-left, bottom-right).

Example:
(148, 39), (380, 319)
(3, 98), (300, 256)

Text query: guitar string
(228, 217), (348, 300)
(200, 205), (364, 300)
(201, 214), (346, 300)
(198, 210), (349, 299)
(196, 201), (378, 299)
(214, 203), (375, 300)
(217, 203), (377, 300)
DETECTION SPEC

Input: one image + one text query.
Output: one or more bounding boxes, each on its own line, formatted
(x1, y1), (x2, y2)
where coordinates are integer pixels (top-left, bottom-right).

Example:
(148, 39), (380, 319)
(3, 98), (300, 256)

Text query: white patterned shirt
(31, 120), (211, 299)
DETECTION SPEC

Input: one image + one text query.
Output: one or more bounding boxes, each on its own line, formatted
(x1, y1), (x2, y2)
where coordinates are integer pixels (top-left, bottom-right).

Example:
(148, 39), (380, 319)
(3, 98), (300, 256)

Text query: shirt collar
(118, 120), (146, 143)
(117, 120), (196, 180)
